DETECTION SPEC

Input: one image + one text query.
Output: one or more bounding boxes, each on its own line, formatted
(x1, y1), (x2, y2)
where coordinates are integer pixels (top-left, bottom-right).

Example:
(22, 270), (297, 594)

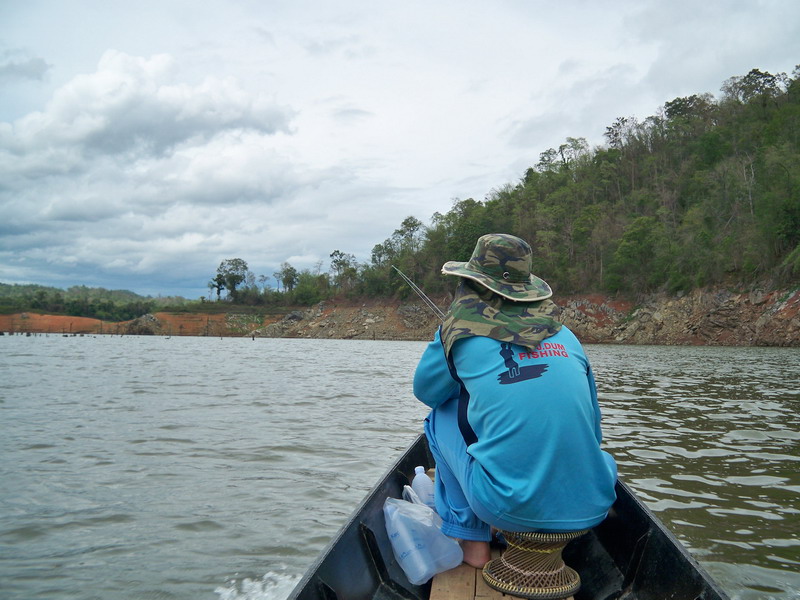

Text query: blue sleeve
(413, 328), (459, 409)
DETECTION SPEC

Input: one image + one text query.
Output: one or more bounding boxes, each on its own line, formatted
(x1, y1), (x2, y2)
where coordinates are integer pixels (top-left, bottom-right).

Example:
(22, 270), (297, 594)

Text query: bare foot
(460, 540), (491, 568)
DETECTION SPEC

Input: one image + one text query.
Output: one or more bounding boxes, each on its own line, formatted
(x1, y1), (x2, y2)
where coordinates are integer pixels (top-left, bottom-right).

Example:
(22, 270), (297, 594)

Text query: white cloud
(4, 51), (291, 156)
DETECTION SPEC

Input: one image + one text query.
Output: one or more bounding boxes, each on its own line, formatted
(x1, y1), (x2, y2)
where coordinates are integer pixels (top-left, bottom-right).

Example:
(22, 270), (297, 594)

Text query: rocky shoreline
(559, 288), (800, 346)
(254, 287), (800, 347)
(2, 287), (798, 346)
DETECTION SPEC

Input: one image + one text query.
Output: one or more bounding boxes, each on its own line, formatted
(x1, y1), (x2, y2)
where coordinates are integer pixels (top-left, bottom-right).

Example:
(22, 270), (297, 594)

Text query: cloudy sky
(1, 1), (798, 298)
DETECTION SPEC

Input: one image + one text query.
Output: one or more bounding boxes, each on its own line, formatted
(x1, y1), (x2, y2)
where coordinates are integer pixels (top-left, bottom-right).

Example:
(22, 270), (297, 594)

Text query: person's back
(449, 328), (617, 531)
(412, 232), (618, 568)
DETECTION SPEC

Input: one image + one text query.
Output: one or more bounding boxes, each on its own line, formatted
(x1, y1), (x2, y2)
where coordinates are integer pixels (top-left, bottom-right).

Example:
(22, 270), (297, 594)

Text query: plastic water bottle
(411, 466), (435, 509)
(384, 497), (464, 585)
(388, 505), (433, 584)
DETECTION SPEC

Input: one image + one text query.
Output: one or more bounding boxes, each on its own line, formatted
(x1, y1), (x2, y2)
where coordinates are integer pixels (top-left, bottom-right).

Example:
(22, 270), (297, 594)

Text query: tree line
(0, 283), (189, 321)
(212, 66), (800, 307)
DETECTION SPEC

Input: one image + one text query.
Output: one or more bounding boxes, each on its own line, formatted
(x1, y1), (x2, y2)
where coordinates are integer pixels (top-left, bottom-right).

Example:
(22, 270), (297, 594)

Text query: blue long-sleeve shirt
(414, 327), (617, 531)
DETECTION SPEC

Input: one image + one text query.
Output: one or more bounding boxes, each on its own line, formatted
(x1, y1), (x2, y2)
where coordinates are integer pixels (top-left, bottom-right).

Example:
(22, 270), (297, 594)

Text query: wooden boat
(287, 434), (730, 600)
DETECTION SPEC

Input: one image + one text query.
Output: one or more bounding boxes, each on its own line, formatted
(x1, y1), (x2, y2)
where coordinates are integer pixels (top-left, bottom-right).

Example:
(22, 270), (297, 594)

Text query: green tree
(291, 269), (327, 305)
(274, 262), (298, 292)
(393, 216), (424, 254)
(216, 258), (250, 300)
(606, 216), (669, 292)
(209, 274), (225, 301)
(329, 250), (358, 291)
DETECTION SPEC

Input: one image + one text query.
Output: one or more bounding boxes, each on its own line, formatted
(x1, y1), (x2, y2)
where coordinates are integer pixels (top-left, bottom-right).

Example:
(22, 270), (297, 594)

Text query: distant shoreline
(3, 286), (798, 347)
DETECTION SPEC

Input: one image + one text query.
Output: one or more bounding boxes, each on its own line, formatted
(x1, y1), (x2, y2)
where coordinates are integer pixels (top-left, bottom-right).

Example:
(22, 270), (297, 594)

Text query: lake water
(0, 335), (797, 600)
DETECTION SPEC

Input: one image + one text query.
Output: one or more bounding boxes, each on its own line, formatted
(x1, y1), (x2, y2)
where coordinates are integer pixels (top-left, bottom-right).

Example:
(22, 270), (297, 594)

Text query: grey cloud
(332, 107), (373, 122)
(253, 26), (277, 46)
(0, 52), (307, 238)
(507, 63), (642, 150)
(627, 0), (800, 100)
(40, 194), (126, 222)
(76, 104), (290, 157)
(0, 55), (50, 81)
(4, 51), (294, 158)
(302, 34), (362, 57)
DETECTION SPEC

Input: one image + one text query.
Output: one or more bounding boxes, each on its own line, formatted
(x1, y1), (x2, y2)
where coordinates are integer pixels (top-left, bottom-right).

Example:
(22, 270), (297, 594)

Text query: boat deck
(430, 563), (502, 600)
(430, 556), (573, 600)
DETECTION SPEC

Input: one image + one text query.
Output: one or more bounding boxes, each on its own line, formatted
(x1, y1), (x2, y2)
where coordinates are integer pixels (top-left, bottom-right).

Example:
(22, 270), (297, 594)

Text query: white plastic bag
(401, 485), (425, 505)
(383, 496), (463, 585)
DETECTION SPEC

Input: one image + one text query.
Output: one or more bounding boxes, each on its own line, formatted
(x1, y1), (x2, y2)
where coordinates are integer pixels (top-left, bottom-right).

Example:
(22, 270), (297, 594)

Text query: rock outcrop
(123, 313), (162, 335)
(562, 288), (800, 346)
(262, 288), (800, 347)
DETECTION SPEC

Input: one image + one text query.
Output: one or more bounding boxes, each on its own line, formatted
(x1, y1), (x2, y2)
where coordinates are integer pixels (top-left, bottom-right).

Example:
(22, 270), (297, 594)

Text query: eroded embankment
(2, 287), (798, 346)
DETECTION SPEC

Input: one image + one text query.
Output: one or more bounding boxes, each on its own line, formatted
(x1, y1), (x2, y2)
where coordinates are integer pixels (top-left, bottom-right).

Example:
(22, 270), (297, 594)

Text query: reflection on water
(588, 345), (800, 600)
(0, 336), (797, 600)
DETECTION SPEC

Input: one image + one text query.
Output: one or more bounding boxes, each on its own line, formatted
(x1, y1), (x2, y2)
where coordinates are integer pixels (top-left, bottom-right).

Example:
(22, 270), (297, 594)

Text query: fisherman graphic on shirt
(497, 343), (549, 384)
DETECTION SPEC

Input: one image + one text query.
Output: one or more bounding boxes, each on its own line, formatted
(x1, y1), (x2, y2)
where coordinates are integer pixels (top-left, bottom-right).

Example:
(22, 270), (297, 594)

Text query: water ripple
(589, 344), (800, 600)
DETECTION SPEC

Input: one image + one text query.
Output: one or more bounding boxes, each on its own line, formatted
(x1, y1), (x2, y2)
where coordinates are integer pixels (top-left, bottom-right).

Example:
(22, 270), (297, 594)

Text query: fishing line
(391, 266), (446, 321)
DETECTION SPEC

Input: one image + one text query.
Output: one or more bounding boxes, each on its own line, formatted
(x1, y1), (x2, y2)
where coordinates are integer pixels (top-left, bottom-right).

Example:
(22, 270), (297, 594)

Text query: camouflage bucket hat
(441, 233), (552, 301)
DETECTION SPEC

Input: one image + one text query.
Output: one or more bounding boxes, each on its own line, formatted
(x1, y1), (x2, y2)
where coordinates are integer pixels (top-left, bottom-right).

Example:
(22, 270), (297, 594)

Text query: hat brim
(442, 261), (552, 302)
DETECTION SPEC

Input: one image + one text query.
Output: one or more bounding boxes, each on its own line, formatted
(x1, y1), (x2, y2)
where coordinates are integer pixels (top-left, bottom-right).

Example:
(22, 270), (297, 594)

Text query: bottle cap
(415, 466), (425, 475)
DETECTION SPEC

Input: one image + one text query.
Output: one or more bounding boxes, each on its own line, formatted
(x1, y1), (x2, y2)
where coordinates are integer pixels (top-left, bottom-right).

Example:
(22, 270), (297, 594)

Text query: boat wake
(215, 569), (301, 600)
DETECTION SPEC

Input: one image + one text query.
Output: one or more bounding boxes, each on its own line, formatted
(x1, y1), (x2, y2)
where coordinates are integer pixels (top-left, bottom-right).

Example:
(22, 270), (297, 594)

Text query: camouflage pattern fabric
(441, 233), (552, 302)
(441, 280), (562, 356)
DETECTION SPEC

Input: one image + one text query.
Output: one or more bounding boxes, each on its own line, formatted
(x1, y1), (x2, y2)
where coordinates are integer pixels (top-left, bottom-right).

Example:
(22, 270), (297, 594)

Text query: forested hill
(0, 283), (185, 321)
(353, 66), (799, 301)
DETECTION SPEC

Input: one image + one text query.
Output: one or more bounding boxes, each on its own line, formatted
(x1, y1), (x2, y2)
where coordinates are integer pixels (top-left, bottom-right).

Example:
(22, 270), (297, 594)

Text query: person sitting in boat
(413, 233), (618, 568)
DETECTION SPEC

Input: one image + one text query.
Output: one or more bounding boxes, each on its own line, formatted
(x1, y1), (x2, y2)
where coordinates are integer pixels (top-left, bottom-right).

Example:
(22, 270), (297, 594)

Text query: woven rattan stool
(481, 529), (587, 599)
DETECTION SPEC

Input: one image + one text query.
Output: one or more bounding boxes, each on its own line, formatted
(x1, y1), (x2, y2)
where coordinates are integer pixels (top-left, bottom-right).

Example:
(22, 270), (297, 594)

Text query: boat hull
(288, 434), (730, 600)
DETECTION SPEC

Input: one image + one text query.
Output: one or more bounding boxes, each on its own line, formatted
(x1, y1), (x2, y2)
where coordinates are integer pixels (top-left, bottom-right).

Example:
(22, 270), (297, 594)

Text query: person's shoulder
(456, 335), (502, 349)
(550, 325), (587, 349)
(554, 324), (577, 340)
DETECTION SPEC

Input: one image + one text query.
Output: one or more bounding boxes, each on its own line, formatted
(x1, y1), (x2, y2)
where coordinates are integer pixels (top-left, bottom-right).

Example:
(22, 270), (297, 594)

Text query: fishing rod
(391, 265), (446, 321)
